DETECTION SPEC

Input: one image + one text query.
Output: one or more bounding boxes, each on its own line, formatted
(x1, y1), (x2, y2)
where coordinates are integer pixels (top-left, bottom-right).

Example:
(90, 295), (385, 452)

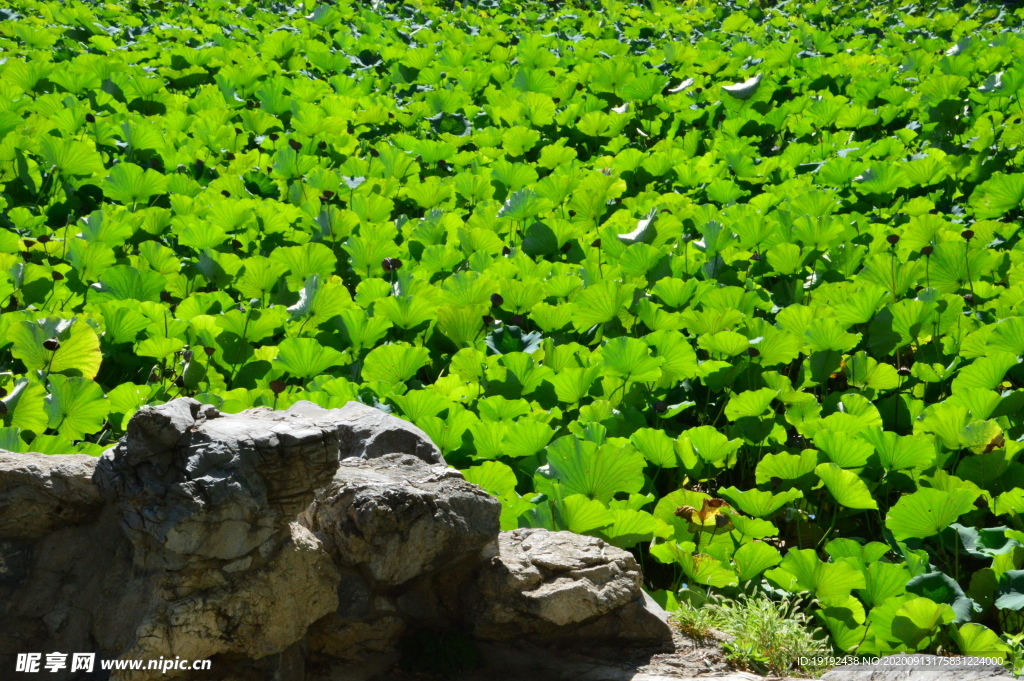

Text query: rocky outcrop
(0, 398), (672, 680)
(0, 451), (102, 540)
(470, 529), (669, 644)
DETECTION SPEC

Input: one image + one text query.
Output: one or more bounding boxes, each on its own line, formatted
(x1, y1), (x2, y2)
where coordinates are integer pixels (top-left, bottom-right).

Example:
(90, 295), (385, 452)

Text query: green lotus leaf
(361, 343), (429, 385)
(9, 317), (102, 379)
(2, 379), (48, 434)
(955, 624), (1010, 664)
(538, 436), (646, 503)
(102, 162), (167, 207)
(274, 337), (346, 379)
(724, 388), (778, 421)
(816, 463), (878, 510)
(463, 461), (518, 497)
(44, 375), (109, 440)
(733, 541), (782, 581)
(571, 280), (633, 331)
(892, 597), (955, 650)
(601, 336), (664, 383)
(886, 487), (979, 541)
(685, 426), (742, 466)
(719, 486), (803, 518)
(765, 548), (866, 606)
(906, 571), (977, 624)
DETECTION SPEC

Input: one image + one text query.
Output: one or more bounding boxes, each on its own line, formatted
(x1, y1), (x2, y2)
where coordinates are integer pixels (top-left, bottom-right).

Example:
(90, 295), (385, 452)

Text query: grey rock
(288, 400), (444, 465)
(468, 528), (673, 646)
(820, 654), (1013, 681)
(0, 450), (103, 540)
(302, 453), (500, 587)
(94, 398), (343, 567)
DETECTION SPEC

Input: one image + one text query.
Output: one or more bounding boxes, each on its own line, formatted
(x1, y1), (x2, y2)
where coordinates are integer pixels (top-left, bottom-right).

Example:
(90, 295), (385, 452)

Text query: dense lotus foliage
(8, 0), (1024, 664)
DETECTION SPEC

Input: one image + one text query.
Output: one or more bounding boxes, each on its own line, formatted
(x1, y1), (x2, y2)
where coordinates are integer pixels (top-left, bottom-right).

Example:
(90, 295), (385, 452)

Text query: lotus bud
(43, 338), (60, 351)
(37, 235), (50, 244)
(269, 133), (279, 141)
(652, 400), (667, 413)
(85, 113), (95, 123)
(204, 346), (215, 357)
(510, 314), (525, 326)
(289, 139), (302, 151)
(182, 349), (193, 361)
(897, 366), (911, 377)
(962, 229), (974, 241)
(269, 380), (286, 394)
(886, 234), (899, 245)
(490, 293), (504, 307)
(746, 347), (760, 357)
(920, 245), (933, 256)
(222, 190), (231, 198)
(52, 271), (64, 281)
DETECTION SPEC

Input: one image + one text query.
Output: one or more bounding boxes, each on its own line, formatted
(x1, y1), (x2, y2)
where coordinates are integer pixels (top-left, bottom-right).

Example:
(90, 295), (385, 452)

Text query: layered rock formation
(0, 398), (672, 680)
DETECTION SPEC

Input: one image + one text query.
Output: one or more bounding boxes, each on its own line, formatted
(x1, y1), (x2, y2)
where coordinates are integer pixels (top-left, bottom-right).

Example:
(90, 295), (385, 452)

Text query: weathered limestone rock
(288, 400), (443, 465)
(302, 453), (500, 587)
(0, 450), (102, 540)
(94, 398), (344, 569)
(820, 654), (1014, 681)
(468, 528), (674, 646)
(0, 398), (679, 680)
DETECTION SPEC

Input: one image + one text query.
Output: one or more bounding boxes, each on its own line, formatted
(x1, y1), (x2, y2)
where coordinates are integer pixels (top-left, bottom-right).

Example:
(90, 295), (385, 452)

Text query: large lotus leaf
(571, 280), (633, 330)
(600, 509), (669, 549)
(805, 317), (861, 353)
(970, 172), (1024, 219)
(765, 549), (866, 606)
(892, 597), (955, 650)
(860, 428), (936, 472)
(886, 487), (979, 541)
(92, 266), (166, 302)
(719, 486), (803, 518)
(102, 162), (167, 206)
(755, 450), (819, 487)
(995, 570), (1024, 611)
(685, 426), (742, 465)
(39, 137), (105, 177)
(814, 429), (874, 468)
(818, 595), (868, 652)
(502, 418), (555, 458)
(44, 375), (109, 441)
(538, 436), (645, 503)
(335, 308), (391, 352)
(955, 624), (1010, 664)
(630, 428), (682, 468)
(2, 379), (48, 434)
(724, 388), (777, 421)
(860, 562), (910, 608)
(646, 330), (699, 382)
(816, 463), (878, 510)
(906, 572), (978, 624)
(679, 553), (738, 588)
(732, 541), (782, 581)
(601, 336), (664, 383)
(556, 494), (614, 534)
(274, 338), (346, 380)
(9, 318), (102, 379)
(361, 343), (429, 385)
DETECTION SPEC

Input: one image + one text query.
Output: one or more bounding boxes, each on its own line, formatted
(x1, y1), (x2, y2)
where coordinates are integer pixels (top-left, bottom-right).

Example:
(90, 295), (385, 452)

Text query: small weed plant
(673, 591), (830, 678)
